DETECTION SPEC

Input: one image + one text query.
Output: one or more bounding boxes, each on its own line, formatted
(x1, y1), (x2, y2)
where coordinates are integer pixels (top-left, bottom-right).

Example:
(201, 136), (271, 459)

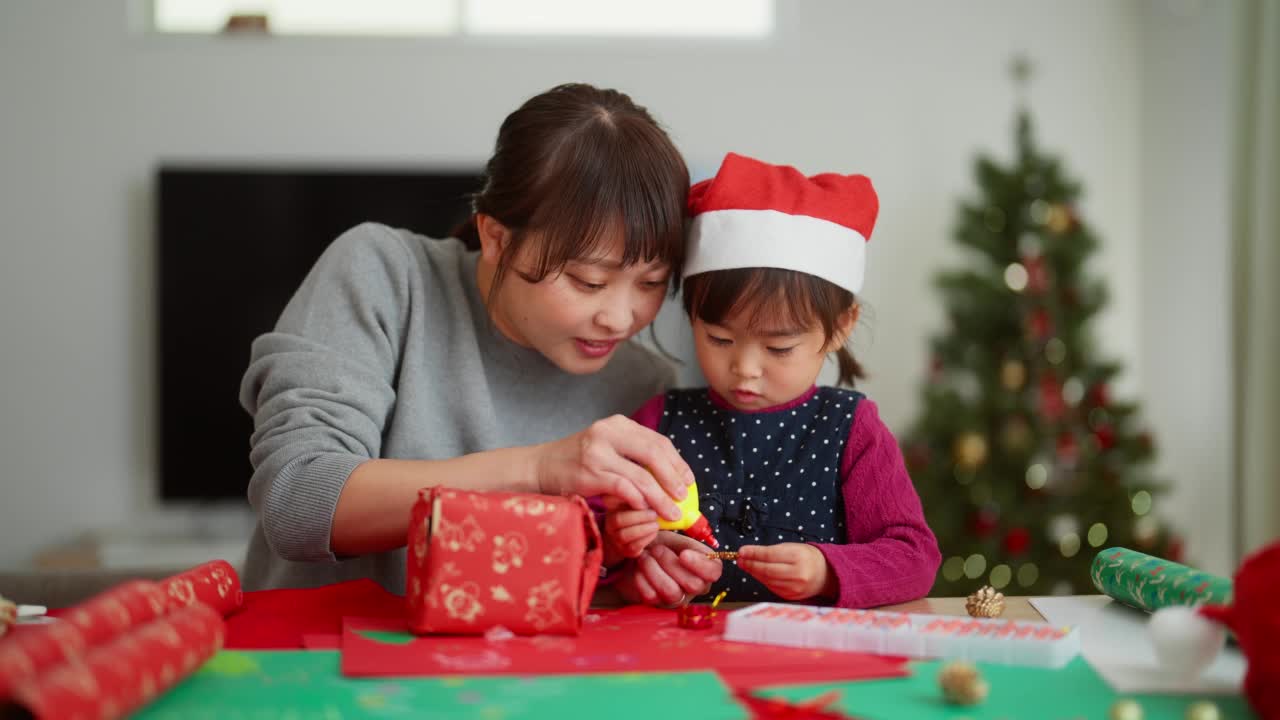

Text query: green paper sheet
(761, 658), (1255, 720)
(134, 651), (746, 720)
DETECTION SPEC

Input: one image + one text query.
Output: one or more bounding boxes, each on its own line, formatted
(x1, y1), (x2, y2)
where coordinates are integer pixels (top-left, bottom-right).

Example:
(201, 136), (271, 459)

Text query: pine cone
(939, 661), (989, 705)
(966, 585), (1005, 618)
(0, 595), (16, 638)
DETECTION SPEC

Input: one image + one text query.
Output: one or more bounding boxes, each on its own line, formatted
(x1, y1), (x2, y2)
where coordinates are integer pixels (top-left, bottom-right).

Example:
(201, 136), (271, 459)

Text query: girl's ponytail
(834, 346), (865, 387)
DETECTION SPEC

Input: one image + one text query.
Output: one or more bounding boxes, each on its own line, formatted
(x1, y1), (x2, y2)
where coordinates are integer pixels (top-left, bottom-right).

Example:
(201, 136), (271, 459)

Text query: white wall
(1137, 0), (1243, 576)
(0, 1), (1161, 569)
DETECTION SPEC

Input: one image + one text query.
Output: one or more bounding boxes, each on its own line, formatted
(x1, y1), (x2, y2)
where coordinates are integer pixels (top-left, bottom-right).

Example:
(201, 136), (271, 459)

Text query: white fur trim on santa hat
(683, 208), (867, 294)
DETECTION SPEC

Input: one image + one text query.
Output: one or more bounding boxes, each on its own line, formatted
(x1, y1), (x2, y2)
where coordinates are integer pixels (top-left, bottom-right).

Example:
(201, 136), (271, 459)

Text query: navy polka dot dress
(657, 386), (862, 602)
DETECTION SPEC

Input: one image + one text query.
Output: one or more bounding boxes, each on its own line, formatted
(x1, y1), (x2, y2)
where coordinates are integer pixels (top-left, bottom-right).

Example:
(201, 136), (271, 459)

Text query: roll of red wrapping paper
(0, 580), (168, 700)
(158, 559), (243, 617)
(5, 603), (225, 720)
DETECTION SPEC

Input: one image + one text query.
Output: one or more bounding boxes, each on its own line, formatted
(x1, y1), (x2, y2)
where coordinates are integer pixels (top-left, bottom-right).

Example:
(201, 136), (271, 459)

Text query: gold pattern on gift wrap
(524, 579), (565, 631)
(500, 496), (556, 517)
(168, 580), (196, 607)
(541, 547), (570, 565)
(491, 531), (529, 574)
(210, 565), (234, 598)
(965, 585), (1005, 618)
(938, 661), (988, 705)
(438, 514), (486, 552)
(440, 581), (484, 622)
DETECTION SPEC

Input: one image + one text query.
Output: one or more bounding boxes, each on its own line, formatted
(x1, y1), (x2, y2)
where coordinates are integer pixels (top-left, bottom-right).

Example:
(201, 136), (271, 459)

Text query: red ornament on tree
(1003, 527), (1031, 556)
(1039, 373), (1065, 421)
(1086, 383), (1110, 408)
(1056, 432), (1078, 463)
(1023, 255), (1050, 293)
(1027, 308), (1053, 340)
(1166, 535), (1186, 564)
(970, 508), (999, 539)
(930, 355), (944, 383)
(1093, 425), (1116, 451)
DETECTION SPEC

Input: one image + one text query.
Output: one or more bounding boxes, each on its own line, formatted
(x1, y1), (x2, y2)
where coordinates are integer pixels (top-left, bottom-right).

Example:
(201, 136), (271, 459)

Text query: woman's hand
(615, 531), (723, 607)
(737, 543), (835, 601)
(535, 415), (693, 521)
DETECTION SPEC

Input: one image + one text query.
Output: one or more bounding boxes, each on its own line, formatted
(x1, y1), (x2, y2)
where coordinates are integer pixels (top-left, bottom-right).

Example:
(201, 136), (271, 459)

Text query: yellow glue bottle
(657, 480), (720, 549)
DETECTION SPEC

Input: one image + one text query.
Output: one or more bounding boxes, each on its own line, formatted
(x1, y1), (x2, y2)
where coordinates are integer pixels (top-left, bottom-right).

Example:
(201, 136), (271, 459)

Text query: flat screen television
(156, 167), (483, 502)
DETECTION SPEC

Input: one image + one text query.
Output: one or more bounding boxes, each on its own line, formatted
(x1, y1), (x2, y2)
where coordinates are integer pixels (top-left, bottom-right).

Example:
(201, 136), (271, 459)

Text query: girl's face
(483, 221), (671, 375)
(692, 306), (851, 411)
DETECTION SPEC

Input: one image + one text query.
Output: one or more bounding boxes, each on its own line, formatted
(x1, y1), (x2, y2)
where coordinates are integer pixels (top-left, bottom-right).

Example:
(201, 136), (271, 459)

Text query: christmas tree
(904, 65), (1179, 596)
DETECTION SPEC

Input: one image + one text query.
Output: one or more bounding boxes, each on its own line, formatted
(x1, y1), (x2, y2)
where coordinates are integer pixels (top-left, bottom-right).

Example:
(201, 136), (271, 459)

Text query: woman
(239, 83), (721, 606)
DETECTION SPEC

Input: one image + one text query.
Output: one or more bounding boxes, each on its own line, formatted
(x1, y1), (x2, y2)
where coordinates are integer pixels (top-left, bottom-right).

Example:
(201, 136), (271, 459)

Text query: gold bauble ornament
(954, 432), (989, 470)
(965, 585), (1006, 618)
(1109, 698), (1144, 720)
(1046, 203), (1074, 234)
(1185, 701), (1221, 720)
(938, 661), (988, 705)
(1001, 417), (1032, 452)
(1000, 360), (1027, 391)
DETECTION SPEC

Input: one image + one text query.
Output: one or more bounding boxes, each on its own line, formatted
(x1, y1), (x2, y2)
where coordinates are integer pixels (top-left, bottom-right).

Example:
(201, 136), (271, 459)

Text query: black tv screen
(156, 167), (483, 501)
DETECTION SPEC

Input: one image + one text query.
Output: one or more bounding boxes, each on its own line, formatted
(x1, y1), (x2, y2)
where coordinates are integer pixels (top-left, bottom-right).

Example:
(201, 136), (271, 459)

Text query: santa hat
(1196, 540), (1280, 719)
(684, 153), (879, 294)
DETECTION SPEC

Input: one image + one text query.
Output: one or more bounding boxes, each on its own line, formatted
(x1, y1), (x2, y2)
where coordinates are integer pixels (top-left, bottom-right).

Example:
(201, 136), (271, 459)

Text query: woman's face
(483, 222), (672, 375)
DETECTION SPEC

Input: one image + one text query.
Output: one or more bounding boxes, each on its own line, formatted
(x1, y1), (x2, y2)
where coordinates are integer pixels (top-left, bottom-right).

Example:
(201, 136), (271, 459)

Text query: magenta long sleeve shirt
(634, 386), (941, 608)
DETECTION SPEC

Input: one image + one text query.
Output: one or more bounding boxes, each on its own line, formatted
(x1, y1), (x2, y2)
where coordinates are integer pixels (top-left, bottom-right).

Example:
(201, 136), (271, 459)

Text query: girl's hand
(737, 543), (835, 601)
(535, 415), (694, 521)
(616, 532), (723, 607)
(603, 507), (660, 563)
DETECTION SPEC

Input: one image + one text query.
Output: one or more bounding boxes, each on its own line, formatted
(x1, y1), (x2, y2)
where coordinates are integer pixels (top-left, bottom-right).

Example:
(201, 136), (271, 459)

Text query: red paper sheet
(223, 579), (405, 649)
(341, 605), (908, 690)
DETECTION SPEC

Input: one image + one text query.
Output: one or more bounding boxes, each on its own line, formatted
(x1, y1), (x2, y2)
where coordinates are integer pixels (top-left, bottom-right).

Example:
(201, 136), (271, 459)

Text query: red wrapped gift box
(406, 488), (602, 636)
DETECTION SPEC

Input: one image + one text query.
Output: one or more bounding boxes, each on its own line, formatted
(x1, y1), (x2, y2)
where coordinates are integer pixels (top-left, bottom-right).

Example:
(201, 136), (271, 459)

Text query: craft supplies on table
(723, 602), (1081, 668)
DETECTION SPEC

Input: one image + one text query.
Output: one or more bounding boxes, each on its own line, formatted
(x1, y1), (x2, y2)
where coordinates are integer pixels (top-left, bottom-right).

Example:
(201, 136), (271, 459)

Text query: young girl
(605, 153), (941, 609)
(239, 83), (720, 601)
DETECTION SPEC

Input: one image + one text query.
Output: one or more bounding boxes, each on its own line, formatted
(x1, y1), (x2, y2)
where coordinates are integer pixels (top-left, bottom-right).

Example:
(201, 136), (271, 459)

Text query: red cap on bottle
(684, 514), (720, 549)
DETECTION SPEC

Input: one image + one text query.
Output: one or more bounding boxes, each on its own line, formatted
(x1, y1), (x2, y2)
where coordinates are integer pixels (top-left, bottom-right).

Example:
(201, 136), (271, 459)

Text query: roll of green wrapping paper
(1090, 547), (1233, 612)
